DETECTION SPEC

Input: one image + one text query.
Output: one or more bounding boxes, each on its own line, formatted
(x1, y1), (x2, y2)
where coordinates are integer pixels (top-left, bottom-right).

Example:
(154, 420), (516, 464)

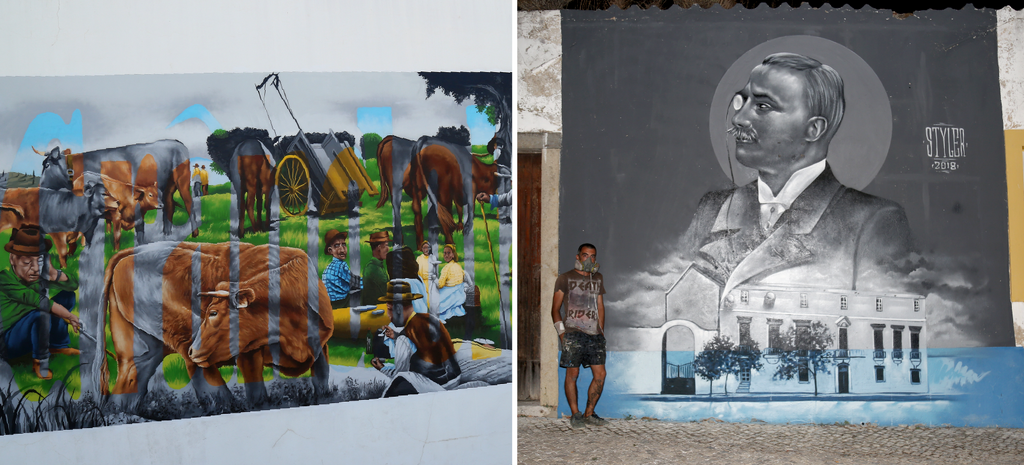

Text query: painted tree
(476, 104), (497, 126)
(694, 335), (736, 396)
(434, 125), (472, 147)
(360, 132), (382, 160)
(772, 321), (835, 396)
(419, 73), (511, 167)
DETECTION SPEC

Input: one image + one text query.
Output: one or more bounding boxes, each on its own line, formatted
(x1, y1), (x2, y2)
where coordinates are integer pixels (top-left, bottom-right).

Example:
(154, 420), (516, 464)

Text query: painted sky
(0, 73), (493, 183)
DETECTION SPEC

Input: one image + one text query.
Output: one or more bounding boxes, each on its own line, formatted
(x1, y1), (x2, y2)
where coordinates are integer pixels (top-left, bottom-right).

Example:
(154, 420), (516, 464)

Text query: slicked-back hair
(761, 52), (845, 142)
(578, 243), (597, 254)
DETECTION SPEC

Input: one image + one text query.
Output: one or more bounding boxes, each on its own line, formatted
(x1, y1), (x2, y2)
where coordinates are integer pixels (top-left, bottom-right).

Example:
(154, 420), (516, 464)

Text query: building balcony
(910, 350), (921, 361)
(834, 349), (850, 360)
(873, 349), (886, 361)
(892, 349), (904, 360)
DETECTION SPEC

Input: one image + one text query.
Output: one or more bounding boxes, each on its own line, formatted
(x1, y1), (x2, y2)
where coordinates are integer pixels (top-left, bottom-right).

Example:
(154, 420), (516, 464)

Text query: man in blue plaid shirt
(322, 229), (358, 308)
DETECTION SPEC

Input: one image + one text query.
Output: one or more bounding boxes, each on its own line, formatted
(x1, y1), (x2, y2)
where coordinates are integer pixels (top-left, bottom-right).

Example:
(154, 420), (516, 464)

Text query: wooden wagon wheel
(276, 154), (309, 217)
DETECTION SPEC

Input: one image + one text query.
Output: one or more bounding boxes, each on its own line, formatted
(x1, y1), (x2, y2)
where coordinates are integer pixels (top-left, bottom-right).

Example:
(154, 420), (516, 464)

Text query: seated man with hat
(361, 230), (392, 305)
(0, 226), (81, 380)
(322, 229), (361, 309)
(371, 280), (461, 397)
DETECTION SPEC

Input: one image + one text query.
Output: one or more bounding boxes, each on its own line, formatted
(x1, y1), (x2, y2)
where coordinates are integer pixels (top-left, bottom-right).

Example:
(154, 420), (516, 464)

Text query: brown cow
(101, 241), (255, 402)
(375, 136), (499, 245)
(188, 246), (334, 402)
(236, 152), (274, 237)
(73, 171), (160, 251)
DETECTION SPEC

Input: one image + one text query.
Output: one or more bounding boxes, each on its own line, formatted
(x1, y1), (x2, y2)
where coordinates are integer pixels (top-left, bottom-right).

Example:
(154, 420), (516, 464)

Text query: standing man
(551, 243), (607, 428)
(0, 227), (81, 380)
(199, 165), (209, 195)
(361, 230), (392, 305)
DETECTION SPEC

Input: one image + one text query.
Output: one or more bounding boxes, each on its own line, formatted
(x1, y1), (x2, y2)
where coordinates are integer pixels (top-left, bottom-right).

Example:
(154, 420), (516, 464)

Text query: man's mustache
(727, 125), (757, 142)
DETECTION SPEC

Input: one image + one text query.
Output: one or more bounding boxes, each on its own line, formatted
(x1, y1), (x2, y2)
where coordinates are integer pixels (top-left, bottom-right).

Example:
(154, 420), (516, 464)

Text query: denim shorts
(559, 331), (606, 368)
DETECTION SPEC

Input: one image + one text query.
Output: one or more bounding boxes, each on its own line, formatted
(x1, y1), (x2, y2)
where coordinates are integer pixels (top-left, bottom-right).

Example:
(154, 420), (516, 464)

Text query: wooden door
(517, 152), (542, 400)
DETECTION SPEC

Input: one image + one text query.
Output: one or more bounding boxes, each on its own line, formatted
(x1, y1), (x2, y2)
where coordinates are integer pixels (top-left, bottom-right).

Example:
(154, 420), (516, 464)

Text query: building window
(910, 327), (921, 349)
(740, 290), (749, 304)
(800, 293), (808, 308)
(839, 328), (848, 350)
(767, 319), (783, 349)
(872, 324), (886, 360)
(840, 295), (848, 310)
(799, 365), (809, 383)
(910, 369), (921, 384)
(738, 317), (752, 348)
(876, 366), (885, 382)
(914, 299), (921, 312)
(875, 298), (883, 312)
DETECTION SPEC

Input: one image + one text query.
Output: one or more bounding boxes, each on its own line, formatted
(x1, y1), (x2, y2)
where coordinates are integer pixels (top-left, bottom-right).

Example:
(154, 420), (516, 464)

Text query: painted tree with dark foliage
(419, 72), (511, 167)
(694, 335), (736, 396)
(773, 321), (835, 396)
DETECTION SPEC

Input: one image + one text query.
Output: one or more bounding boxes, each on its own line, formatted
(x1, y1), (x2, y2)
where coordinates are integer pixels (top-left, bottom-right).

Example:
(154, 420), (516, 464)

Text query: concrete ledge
(518, 400), (558, 418)
(519, 132), (562, 152)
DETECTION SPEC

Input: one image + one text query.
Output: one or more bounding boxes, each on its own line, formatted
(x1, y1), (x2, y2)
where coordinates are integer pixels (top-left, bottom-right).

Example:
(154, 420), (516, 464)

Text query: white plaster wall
(0, 1), (514, 463)
(999, 8), (1024, 131)
(518, 11), (563, 133)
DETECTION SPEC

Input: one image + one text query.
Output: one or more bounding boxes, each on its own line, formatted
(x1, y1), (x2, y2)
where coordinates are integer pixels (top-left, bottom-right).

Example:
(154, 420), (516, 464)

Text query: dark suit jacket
(672, 165), (915, 328)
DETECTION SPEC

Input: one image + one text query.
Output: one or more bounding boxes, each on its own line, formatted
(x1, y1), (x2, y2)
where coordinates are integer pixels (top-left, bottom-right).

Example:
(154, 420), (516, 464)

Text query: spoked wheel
(276, 154), (309, 217)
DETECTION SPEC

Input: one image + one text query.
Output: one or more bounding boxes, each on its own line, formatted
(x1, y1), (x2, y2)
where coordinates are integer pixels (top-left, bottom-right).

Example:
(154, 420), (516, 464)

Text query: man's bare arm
(597, 294), (605, 334)
(551, 289), (565, 341)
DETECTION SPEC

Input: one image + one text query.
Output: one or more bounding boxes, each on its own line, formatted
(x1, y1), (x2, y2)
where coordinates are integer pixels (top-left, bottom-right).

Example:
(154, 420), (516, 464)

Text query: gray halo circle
(709, 35), (892, 190)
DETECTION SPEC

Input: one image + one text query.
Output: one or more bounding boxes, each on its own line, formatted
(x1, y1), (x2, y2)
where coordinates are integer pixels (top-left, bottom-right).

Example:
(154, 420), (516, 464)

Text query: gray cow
(37, 140), (197, 242)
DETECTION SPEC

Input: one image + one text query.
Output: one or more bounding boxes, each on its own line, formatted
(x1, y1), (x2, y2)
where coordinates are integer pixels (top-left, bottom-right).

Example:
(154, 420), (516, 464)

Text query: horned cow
(188, 246), (334, 404)
(37, 140), (197, 243)
(101, 242), (255, 405)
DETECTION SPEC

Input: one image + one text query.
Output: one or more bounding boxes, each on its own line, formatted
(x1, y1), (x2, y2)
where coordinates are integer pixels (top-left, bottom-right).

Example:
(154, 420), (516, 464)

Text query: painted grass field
(4, 155), (508, 399)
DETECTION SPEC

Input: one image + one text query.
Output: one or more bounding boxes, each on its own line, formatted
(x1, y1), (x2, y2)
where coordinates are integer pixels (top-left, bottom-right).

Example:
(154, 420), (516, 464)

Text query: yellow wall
(1005, 130), (1024, 301)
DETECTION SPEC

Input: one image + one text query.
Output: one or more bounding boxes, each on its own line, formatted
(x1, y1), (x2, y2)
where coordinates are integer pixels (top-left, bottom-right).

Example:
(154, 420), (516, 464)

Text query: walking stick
(479, 199), (502, 309)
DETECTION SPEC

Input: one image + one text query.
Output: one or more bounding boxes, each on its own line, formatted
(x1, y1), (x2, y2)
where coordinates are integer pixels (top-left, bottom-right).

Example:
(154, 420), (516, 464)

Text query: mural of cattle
(375, 135), (498, 245)
(189, 245), (334, 404)
(0, 184), (106, 268)
(37, 140), (197, 242)
(100, 241), (255, 406)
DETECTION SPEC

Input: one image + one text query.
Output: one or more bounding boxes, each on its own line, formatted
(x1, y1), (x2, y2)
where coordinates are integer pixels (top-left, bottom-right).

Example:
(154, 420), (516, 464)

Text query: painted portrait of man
(677, 52), (915, 309)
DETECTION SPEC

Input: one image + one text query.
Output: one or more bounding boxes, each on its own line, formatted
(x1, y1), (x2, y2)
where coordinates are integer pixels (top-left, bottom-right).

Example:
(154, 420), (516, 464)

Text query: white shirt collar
(757, 159), (828, 209)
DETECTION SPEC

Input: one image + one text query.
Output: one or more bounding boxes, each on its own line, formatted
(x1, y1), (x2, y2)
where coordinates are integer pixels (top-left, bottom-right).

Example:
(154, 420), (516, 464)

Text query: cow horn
(199, 290), (231, 298)
(32, 146), (45, 156)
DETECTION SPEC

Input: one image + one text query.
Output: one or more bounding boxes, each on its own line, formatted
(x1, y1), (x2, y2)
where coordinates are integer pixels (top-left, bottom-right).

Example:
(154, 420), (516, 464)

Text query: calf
(0, 184), (106, 267)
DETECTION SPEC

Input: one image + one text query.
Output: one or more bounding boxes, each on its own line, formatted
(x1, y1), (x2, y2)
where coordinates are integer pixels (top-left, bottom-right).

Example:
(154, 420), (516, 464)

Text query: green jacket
(0, 268), (79, 333)
(362, 257), (389, 305)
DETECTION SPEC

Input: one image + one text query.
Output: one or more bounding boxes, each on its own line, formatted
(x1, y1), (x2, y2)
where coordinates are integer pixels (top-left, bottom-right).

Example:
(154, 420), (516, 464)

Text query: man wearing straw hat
(0, 226), (81, 380)
(371, 280), (461, 397)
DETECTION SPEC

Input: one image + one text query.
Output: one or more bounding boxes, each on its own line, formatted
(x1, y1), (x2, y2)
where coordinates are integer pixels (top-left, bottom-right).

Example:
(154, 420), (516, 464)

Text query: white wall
(0, 1), (515, 463)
